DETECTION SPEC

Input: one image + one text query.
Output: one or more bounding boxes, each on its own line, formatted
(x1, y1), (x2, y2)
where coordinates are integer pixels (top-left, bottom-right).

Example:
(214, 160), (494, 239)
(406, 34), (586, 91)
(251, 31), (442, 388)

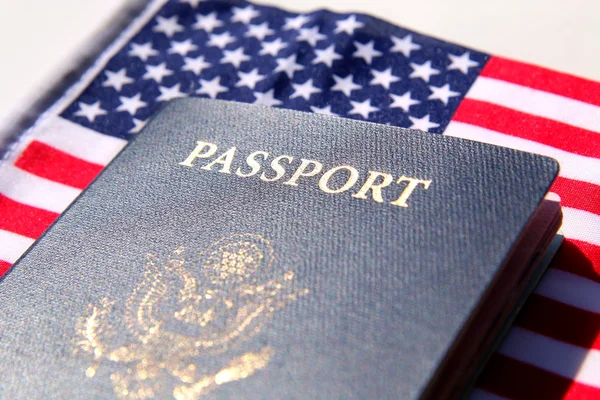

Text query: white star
(143, 62), (173, 83)
(193, 12), (223, 32)
(221, 47), (250, 68)
(207, 32), (236, 49)
(310, 105), (336, 116)
(389, 92), (419, 112)
(291, 78), (321, 100)
(297, 27), (326, 47)
(236, 68), (264, 89)
(157, 83), (186, 102)
(313, 44), (342, 68)
(180, 0), (202, 7)
(448, 52), (479, 74)
(409, 114), (440, 132)
(349, 99), (378, 119)
(428, 83), (460, 105)
(168, 39), (198, 56)
(409, 61), (440, 82)
(197, 76), (228, 98)
(128, 42), (158, 61)
(253, 89), (282, 107)
(129, 118), (148, 134)
(353, 41), (382, 64)
(259, 38), (287, 56)
(283, 14), (310, 30)
(370, 67), (400, 89)
(335, 15), (363, 35)
(274, 54), (303, 78)
(331, 74), (361, 96)
(182, 55), (211, 75)
(74, 101), (106, 122)
(153, 16), (184, 38)
(103, 69), (133, 92)
(245, 22), (274, 41)
(231, 5), (259, 24)
(117, 93), (147, 115)
(391, 34), (421, 57)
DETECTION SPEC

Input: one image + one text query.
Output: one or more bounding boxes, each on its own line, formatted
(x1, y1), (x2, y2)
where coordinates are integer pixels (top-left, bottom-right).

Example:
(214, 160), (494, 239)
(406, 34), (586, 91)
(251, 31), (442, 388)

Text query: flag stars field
(62, 3), (486, 138)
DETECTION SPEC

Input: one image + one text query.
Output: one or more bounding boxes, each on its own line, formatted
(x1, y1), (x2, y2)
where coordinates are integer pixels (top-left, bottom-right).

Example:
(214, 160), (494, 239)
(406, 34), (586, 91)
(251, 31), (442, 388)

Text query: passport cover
(0, 99), (558, 399)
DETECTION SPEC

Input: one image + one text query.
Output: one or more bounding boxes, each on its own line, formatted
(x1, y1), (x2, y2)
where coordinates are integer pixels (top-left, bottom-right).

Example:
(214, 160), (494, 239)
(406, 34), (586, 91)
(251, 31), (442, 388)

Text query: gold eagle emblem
(73, 234), (308, 399)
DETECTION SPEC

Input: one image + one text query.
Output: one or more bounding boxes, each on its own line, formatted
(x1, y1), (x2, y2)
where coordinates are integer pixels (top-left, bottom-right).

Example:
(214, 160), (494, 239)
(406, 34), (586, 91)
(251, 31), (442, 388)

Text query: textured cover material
(0, 99), (558, 399)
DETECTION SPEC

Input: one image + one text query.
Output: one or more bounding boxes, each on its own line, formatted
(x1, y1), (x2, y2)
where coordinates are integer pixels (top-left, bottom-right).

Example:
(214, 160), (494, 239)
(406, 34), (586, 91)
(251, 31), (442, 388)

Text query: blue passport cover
(0, 99), (558, 399)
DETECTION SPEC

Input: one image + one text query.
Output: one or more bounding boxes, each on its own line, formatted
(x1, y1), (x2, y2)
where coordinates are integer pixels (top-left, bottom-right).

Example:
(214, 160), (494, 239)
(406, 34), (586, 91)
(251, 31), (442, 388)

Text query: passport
(0, 99), (561, 399)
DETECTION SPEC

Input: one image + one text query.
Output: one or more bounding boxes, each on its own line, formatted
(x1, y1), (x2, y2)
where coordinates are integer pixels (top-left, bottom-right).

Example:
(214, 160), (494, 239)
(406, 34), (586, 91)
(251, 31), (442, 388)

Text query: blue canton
(61, 0), (489, 140)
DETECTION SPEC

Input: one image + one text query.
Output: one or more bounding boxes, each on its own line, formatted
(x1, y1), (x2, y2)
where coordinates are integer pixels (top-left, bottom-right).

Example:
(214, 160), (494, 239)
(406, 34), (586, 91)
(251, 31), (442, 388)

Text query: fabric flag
(1, 0), (599, 398)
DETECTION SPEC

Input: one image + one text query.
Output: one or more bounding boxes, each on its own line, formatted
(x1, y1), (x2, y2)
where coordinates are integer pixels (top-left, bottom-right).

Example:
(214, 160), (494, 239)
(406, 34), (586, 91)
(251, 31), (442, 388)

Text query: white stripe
(0, 230), (34, 264)
(536, 269), (600, 315)
(469, 390), (508, 400)
(561, 207), (600, 247)
(467, 76), (600, 133)
(34, 116), (126, 165)
(445, 121), (600, 186)
(499, 327), (600, 388)
(0, 164), (81, 214)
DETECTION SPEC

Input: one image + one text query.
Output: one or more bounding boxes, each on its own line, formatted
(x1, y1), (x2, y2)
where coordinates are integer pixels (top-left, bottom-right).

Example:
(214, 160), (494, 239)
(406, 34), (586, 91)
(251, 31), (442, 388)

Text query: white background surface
(1, 0), (599, 133)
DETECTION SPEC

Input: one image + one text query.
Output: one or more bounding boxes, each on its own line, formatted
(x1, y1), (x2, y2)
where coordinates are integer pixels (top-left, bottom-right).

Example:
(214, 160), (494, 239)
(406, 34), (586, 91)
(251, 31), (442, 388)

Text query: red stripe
(14, 140), (103, 189)
(551, 239), (600, 284)
(551, 177), (600, 215)
(0, 194), (59, 239)
(480, 56), (600, 107)
(477, 353), (600, 400)
(0, 260), (11, 277)
(452, 99), (600, 158)
(515, 294), (600, 350)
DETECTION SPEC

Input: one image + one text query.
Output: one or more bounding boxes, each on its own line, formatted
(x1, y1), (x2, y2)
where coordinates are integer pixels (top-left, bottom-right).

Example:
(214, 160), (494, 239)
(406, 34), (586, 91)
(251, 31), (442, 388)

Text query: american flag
(1, 1), (599, 398)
